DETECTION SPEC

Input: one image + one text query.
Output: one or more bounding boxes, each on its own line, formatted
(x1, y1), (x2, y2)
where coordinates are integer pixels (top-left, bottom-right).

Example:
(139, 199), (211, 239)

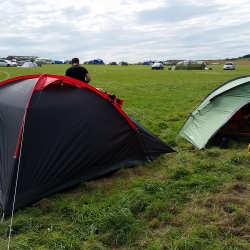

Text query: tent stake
(1, 213), (5, 222)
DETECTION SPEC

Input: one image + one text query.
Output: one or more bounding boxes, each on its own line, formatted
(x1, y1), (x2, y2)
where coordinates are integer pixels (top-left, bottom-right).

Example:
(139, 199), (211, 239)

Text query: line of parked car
(0, 59), (35, 67)
(0, 59), (17, 67)
(0, 58), (57, 67)
(151, 61), (236, 70)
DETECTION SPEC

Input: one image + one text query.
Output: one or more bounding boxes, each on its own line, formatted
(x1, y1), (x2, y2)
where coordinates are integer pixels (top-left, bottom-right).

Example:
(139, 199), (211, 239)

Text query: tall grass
(1, 64), (250, 249)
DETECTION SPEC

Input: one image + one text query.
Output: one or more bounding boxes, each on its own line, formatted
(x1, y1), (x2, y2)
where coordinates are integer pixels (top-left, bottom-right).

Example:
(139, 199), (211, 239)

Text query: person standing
(66, 58), (91, 83)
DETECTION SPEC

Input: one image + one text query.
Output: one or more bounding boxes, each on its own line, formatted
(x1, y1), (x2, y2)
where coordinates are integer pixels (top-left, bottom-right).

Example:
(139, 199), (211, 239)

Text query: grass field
(1, 62), (250, 249)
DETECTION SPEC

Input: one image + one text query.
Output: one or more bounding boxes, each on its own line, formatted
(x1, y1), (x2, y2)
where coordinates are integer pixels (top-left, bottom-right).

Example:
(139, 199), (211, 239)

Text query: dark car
(151, 62), (164, 70)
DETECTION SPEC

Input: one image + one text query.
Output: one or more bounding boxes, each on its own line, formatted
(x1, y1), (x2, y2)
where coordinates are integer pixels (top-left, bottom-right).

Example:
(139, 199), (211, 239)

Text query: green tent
(109, 62), (117, 65)
(180, 76), (250, 149)
(174, 60), (207, 70)
(118, 61), (128, 66)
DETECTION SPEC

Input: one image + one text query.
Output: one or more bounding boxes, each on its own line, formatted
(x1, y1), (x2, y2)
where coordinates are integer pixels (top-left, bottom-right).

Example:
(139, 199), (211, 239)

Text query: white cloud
(0, 0), (250, 62)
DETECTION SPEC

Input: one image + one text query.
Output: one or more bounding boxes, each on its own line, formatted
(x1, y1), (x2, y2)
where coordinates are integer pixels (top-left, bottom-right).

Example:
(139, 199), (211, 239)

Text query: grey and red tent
(0, 74), (175, 216)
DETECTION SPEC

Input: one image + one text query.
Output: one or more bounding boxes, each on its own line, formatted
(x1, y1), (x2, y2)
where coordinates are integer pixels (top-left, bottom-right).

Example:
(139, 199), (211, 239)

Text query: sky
(1, 0), (250, 63)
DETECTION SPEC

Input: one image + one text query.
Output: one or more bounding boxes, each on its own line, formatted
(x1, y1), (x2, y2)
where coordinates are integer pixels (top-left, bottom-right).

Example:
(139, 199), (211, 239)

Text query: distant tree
(242, 54), (250, 58)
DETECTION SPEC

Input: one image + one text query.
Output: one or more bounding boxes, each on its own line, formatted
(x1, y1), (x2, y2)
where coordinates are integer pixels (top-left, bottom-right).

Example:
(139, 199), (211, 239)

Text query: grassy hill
(206, 58), (250, 66)
(1, 64), (250, 249)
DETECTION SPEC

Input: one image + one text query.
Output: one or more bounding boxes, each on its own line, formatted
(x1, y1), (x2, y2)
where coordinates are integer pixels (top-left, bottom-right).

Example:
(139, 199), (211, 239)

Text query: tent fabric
(88, 59), (104, 64)
(0, 74), (175, 215)
(143, 60), (153, 65)
(180, 75), (250, 149)
(21, 62), (38, 68)
(54, 60), (64, 64)
(174, 60), (206, 70)
(118, 61), (128, 66)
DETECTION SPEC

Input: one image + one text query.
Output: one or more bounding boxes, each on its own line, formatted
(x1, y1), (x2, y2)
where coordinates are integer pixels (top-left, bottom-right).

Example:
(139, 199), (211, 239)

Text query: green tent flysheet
(180, 75), (250, 149)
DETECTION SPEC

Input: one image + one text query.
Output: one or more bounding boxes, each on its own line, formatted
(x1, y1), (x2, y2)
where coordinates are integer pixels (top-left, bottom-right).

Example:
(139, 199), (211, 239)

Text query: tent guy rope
(7, 109), (27, 250)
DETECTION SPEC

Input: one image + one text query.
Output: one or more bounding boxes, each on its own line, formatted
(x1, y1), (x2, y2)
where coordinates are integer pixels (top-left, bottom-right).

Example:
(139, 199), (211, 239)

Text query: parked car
(151, 62), (164, 70)
(164, 61), (172, 65)
(0, 59), (17, 67)
(223, 62), (235, 70)
(35, 58), (54, 64)
(17, 60), (25, 66)
(42, 59), (54, 64)
(34, 60), (44, 67)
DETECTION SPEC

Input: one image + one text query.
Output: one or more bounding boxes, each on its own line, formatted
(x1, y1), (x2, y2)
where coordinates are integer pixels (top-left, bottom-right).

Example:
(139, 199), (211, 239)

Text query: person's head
(72, 58), (80, 65)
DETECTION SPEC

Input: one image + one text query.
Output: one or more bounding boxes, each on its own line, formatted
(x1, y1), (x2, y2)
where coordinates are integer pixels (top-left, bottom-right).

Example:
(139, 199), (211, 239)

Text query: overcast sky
(1, 0), (250, 63)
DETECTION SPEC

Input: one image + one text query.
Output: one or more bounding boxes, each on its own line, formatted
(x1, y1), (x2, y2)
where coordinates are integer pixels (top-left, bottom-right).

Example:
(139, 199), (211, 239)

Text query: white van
(35, 58), (54, 64)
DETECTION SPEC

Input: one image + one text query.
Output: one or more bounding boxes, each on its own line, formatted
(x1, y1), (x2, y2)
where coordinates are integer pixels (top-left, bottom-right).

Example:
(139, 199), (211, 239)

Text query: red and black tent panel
(0, 74), (175, 216)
